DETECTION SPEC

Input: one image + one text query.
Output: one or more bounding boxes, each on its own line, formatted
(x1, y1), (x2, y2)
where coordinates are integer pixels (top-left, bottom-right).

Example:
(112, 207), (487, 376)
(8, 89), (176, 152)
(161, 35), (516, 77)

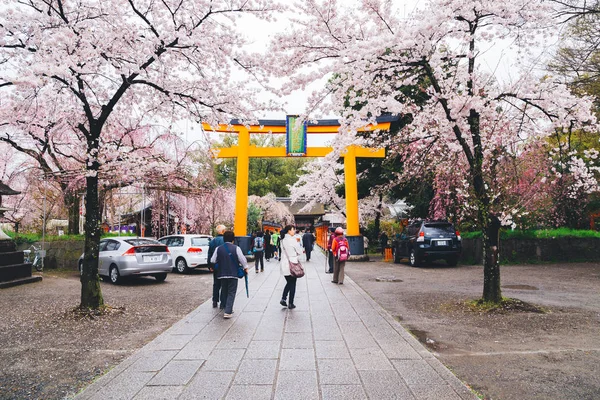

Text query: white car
(158, 234), (213, 273)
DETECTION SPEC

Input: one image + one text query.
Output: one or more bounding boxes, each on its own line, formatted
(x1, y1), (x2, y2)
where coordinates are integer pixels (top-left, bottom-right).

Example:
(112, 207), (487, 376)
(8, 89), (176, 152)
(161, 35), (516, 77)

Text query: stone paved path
(75, 250), (477, 400)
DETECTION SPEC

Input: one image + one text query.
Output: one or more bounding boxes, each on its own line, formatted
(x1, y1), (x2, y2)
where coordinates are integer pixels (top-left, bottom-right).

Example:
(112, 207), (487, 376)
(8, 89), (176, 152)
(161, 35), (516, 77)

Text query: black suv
(393, 220), (461, 266)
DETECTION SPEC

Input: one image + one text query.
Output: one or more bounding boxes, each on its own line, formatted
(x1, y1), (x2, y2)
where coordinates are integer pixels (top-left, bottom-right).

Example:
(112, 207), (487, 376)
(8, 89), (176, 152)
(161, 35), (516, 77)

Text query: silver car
(79, 237), (172, 284)
(158, 234), (212, 273)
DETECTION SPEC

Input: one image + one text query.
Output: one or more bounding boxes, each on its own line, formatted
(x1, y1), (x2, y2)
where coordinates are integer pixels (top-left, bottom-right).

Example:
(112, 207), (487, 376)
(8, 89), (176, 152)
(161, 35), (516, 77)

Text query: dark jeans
(305, 246), (312, 261)
(255, 250), (264, 270)
(282, 275), (297, 305)
(265, 245), (272, 260)
(212, 269), (221, 304)
(219, 278), (238, 314)
(328, 250), (334, 273)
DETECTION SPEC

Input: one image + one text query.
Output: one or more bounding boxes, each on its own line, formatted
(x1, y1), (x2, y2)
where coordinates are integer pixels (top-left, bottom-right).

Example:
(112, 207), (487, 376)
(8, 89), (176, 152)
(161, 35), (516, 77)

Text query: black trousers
(255, 250), (264, 270)
(265, 245), (272, 260)
(282, 275), (297, 305)
(219, 278), (238, 314)
(305, 246), (312, 261)
(212, 270), (221, 304)
(328, 250), (334, 273)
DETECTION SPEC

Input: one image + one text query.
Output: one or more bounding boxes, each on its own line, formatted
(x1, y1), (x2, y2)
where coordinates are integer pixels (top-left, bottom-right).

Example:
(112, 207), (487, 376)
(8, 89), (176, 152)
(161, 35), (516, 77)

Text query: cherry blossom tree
(269, 0), (597, 303)
(1, 0), (280, 310)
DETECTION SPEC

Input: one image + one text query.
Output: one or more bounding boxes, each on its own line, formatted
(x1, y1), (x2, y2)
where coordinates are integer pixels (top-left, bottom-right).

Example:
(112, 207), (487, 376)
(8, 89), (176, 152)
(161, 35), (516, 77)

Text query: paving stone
(175, 340), (217, 360)
(377, 340), (422, 360)
(233, 359), (278, 385)
(225, 385), (273, 400)
(425, 359), (479, 400)
(279, 348), (316, 370)
(315, 341), (351, 359)
(202, 349), (245, 371)
(350, 347), (394, 370)
(359, 370), (415, 399)
(245, 340), (281, 359)
(146, 334), (195, 351)
(254, 320), (285, 341)
(285, 313), (312, 333)
(89, 370), (155, 400)
(410, 384), (463, 400)
(147, 360), (204, 386)
(392, 359), (447, 386)
(282, 332), (314, 349)
(321, 385), (368, 400)
(129, 351), (178, 372)
(133, 385), (183, 400)
(179, 371), (234, 400)
(317, 359), (360, 385)
(274, 370), (319, 400)
(167, 322), (207, 336)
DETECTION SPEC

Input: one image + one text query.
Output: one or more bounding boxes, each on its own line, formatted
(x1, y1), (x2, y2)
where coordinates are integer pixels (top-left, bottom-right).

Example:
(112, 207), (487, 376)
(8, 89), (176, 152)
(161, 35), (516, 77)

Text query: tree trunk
(80, 136), (104, 310)
(65, 191), (80, 235)
(482, 213), (502, 303)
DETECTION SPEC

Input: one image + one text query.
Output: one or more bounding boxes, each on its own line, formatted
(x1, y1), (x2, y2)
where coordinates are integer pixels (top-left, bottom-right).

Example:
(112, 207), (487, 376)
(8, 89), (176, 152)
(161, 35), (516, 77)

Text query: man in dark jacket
(302, 229), (316, 261)
(264, 230), (272, 261)
(210, 230), (249, 318)
(208, 225), (226, 308)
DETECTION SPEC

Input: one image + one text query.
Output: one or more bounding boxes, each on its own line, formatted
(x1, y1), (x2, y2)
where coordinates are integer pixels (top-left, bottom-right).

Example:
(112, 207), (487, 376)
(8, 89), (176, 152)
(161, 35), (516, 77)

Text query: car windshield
(191, 237), (210, 246)
(423, 223), (455, 235)
(124, 239), (159, 246)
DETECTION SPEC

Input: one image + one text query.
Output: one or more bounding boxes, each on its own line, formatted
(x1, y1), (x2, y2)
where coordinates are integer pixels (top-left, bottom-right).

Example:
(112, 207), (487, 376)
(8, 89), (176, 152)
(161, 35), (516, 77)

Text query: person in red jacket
(331, 227), (350, 284)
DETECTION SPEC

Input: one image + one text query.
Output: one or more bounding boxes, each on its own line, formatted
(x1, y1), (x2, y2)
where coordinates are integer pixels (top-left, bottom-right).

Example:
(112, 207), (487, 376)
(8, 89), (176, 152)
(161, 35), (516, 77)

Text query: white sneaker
(223, 313), (232, 319)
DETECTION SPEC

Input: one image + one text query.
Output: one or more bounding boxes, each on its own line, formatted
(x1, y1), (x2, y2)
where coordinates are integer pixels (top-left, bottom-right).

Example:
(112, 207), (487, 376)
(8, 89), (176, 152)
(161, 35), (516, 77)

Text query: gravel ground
(345, 259), (600, 400)
(1, 259), (599, 400)
(0, 269), (214, 400)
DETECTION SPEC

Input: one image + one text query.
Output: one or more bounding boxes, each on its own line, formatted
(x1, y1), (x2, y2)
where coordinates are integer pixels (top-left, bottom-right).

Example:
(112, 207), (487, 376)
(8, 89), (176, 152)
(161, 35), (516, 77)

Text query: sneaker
(331, 280), (338, 284)
(280, 299), (287, 307)
(212, 301), (218, 308)
(223, 313), (232, 319)
(255, 270), (259, 273)
(261, 269), (264, 272)
(338, 282), (344, 285)
(288, 303), (296, 309)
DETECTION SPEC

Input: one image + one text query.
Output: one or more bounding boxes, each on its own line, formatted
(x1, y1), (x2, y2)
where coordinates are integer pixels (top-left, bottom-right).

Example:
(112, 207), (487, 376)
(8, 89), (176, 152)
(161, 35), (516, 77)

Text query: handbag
(282, 241), (305, 278)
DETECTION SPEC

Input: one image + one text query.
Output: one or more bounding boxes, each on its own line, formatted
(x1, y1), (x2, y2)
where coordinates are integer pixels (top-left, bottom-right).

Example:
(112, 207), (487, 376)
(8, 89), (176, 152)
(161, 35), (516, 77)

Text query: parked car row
(78, 234), (213, 284)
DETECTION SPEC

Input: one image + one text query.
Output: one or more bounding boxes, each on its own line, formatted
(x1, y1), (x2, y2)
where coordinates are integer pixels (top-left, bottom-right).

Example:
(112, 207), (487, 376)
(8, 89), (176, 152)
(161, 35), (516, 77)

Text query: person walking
(302, 229), (315, 261)
(264, 230), (272, 261)
(279, 225), (303, 309)
(253, 231), (265, 272)
(271, 230), (280, 260)
(208, 224), (226, 308)
(331, 227), (350, 284)
(210, 230), (249, 318)
(326, 227), (336, 273)
(380, 231), (389, 256)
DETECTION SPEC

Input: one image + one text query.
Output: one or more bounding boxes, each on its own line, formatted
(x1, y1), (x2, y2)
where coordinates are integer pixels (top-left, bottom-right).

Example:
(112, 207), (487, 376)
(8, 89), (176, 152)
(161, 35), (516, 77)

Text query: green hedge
(461, 228), (600, 240)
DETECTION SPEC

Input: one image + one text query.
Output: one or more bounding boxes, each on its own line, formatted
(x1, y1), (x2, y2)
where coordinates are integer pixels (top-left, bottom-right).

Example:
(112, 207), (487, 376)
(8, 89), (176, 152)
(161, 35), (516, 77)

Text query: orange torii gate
(203, 116), (396, 255)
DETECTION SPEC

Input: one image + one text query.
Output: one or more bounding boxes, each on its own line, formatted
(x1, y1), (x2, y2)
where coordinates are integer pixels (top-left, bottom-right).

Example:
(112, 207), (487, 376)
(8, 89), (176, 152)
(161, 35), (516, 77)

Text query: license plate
(144, 255), (161, 262)
(436, 240), (449, 246)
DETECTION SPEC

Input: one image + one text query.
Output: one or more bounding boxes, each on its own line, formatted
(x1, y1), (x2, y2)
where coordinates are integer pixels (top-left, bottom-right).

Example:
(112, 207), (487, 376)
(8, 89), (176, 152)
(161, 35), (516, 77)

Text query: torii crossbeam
(203, 116), (395, 255)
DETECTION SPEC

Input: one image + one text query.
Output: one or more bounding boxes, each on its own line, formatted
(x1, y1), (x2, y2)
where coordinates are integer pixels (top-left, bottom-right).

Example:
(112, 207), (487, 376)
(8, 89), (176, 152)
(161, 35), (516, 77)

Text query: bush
(460, 228), (600, 240)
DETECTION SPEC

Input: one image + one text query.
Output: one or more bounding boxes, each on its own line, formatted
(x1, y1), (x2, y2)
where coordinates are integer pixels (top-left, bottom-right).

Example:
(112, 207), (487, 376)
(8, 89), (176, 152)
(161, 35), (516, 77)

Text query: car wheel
(446, 257), (458, 267)
(175, 257), (188, 273)
(393, 248), (402, 264)
(409, 249), (420, 267)
(109, 265), (121, 284)
(154, 273), (167, 282)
